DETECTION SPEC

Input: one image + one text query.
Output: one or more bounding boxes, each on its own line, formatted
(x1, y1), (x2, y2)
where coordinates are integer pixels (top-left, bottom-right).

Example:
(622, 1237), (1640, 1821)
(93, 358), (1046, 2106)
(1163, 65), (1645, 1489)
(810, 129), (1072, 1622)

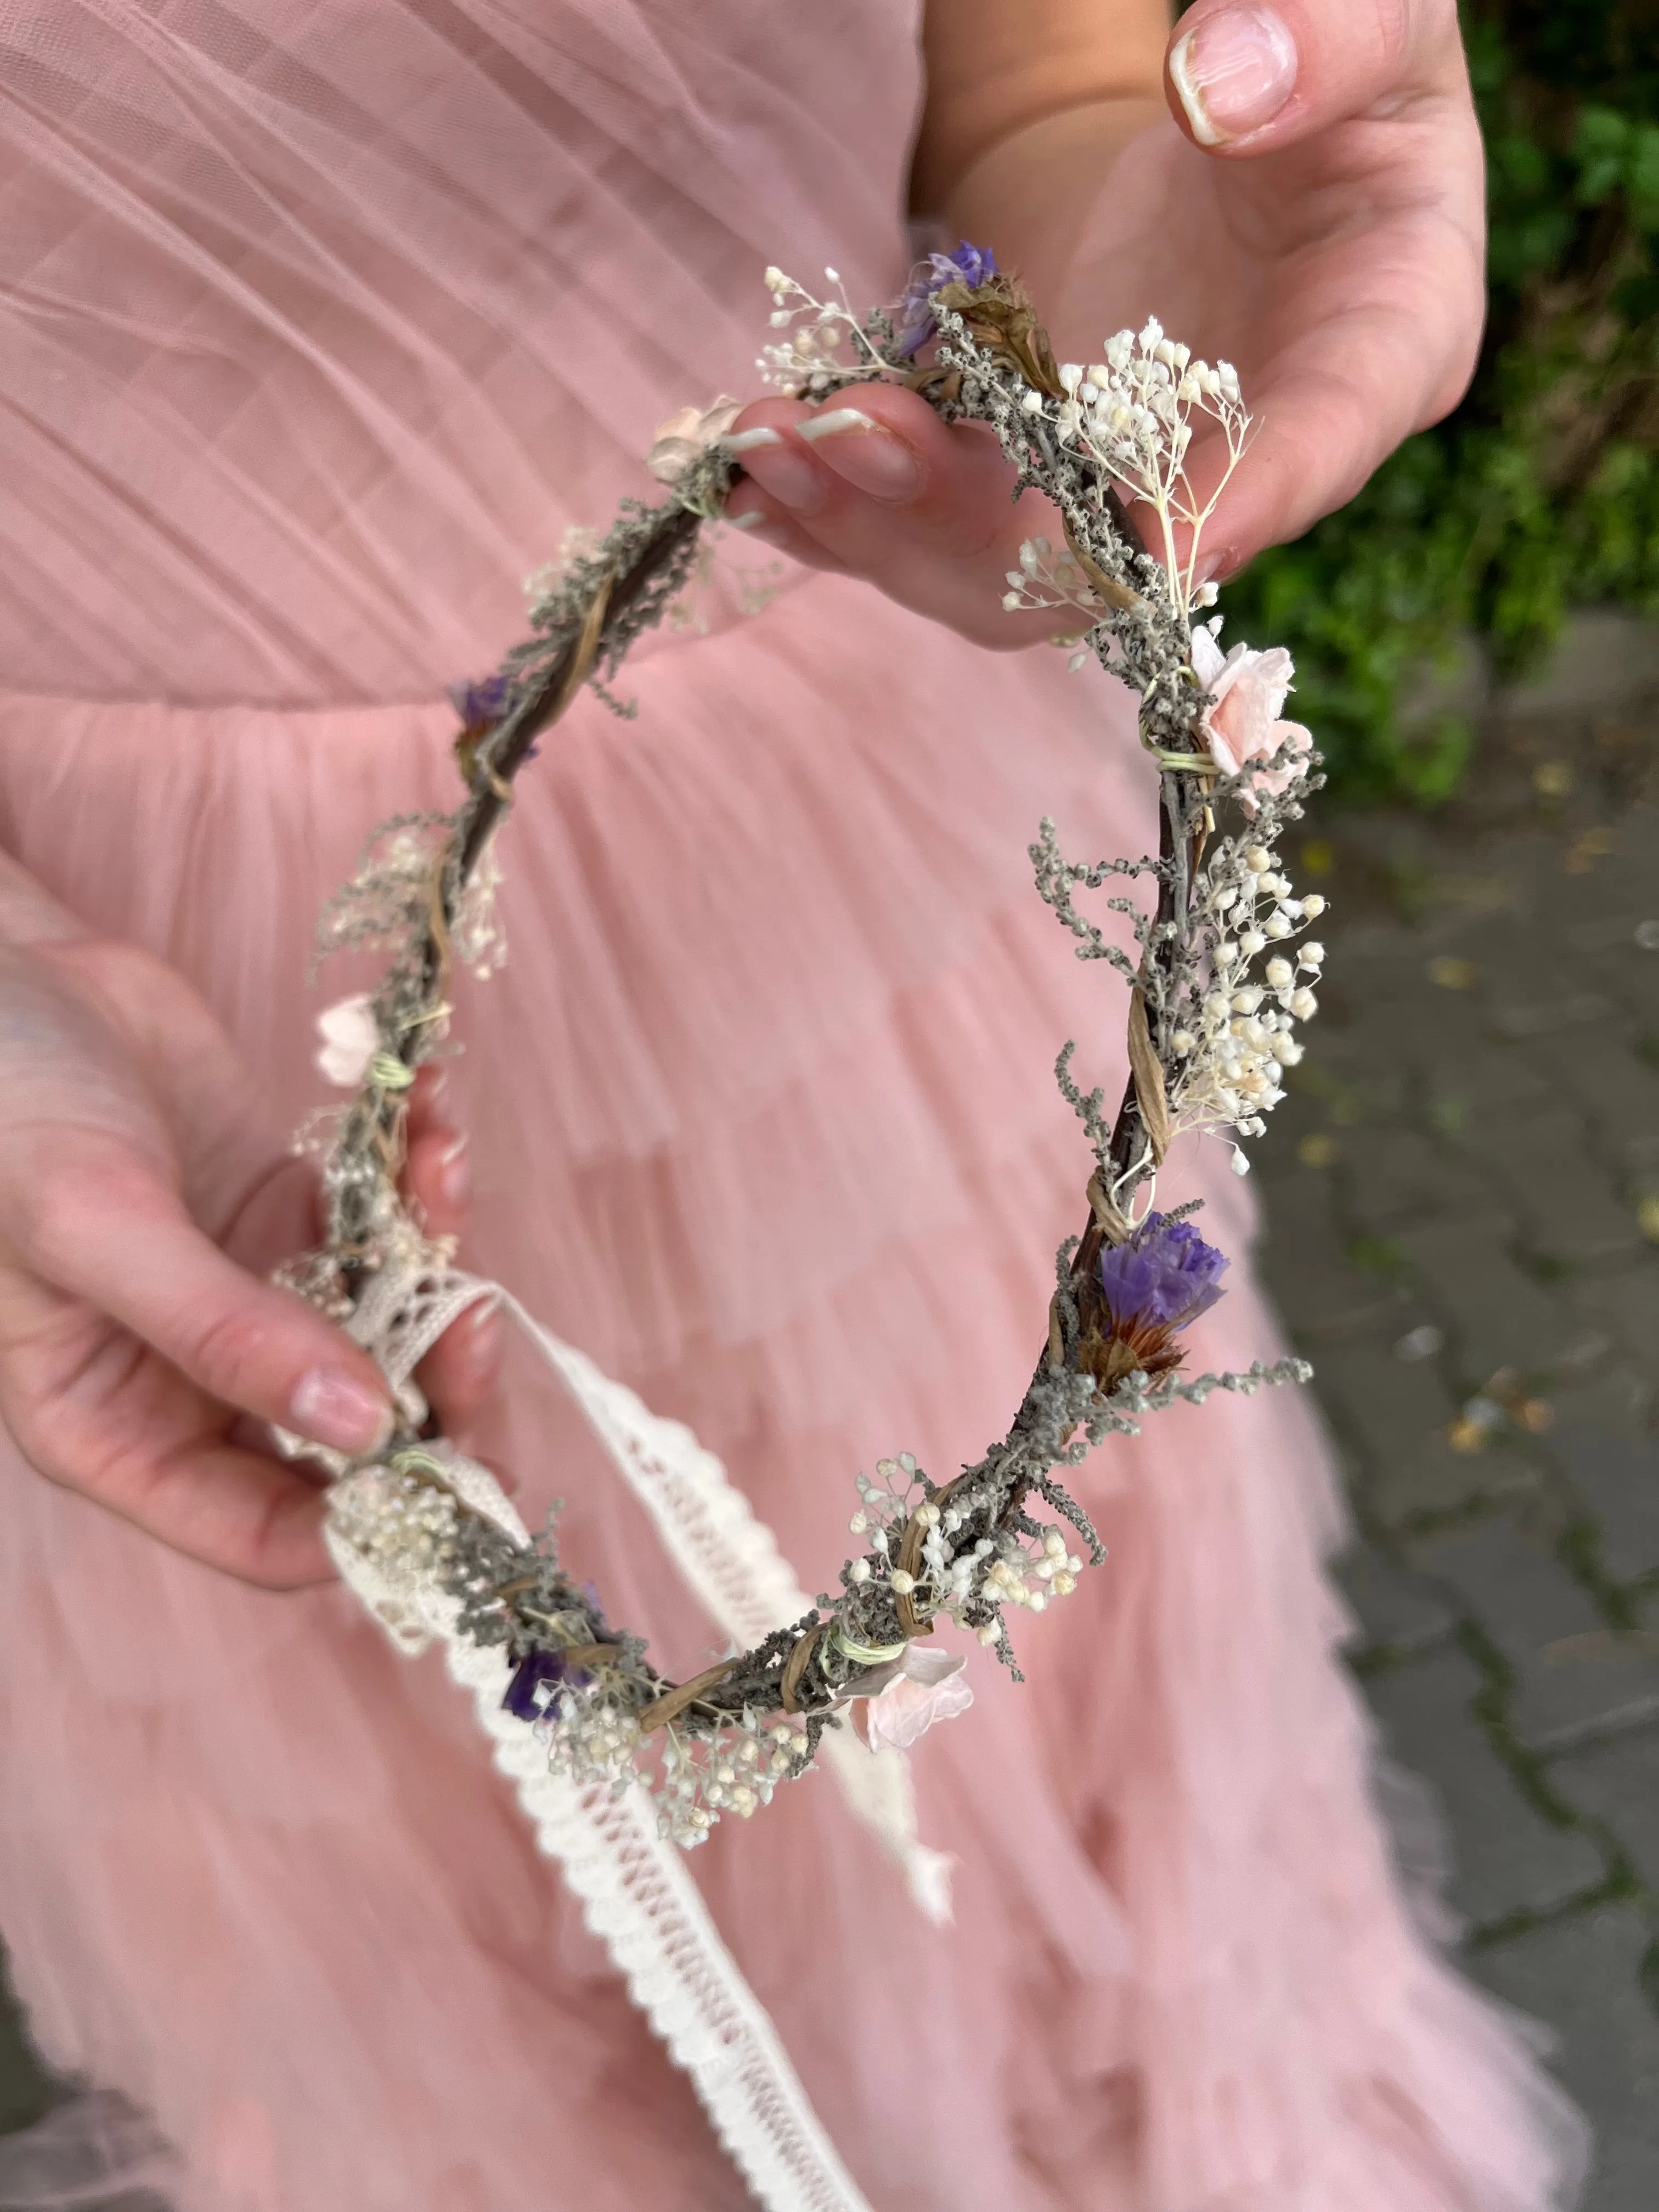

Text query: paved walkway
(3, 619), (1657, 2201)
(1251, 614), (1659, 2210)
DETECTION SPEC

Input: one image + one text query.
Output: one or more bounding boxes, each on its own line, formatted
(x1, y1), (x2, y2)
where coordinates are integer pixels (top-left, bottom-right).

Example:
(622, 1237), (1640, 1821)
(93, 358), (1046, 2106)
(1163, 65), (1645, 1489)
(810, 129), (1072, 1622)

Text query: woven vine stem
(327, 503), (704, 1266)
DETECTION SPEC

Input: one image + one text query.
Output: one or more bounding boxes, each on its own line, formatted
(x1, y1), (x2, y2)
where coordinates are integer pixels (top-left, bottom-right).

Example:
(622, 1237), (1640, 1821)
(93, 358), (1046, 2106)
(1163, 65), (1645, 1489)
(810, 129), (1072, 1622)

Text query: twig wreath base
(283, 249), (1319, 1848)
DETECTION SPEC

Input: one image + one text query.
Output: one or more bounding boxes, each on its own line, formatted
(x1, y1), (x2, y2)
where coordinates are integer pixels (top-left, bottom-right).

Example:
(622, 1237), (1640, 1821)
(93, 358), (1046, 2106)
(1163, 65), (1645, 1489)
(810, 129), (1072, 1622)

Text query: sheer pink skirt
(0, 572), (1582, 2210)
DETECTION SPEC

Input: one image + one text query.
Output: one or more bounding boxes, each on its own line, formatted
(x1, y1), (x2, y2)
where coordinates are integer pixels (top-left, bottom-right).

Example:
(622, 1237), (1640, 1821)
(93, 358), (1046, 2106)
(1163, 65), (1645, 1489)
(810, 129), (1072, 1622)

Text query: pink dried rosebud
(645, 396), (743, 485)
(315, 993), (380, 1088)
(1191, 625), (1312, 812)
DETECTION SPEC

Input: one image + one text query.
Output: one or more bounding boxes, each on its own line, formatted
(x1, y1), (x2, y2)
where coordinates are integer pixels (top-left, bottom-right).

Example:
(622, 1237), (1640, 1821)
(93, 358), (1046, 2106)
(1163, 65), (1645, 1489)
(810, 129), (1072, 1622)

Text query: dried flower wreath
(283, 246), (1322, 1860)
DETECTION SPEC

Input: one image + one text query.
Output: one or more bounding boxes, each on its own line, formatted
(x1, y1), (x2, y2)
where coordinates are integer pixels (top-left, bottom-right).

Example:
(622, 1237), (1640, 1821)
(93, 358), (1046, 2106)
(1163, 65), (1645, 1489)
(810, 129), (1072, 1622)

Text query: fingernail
(438, 1133), (470, 1209)
(797, 408), (879, 441)
(731, 516), (798, 551)
(290, 1368), (393, 1456)
(1170, 5), (1297, 145)
(725, 426), (785, 454)
(459, 1304), (503, 1378)
(797, 409), (921, 500)
(731, 435), (825, 514)
(726, 508), (766, 529)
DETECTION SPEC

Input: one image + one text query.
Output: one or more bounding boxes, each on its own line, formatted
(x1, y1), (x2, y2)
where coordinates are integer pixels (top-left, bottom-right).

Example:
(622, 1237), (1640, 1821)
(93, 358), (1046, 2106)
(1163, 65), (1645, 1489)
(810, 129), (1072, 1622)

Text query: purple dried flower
(448, 670), (511, 732)
(1079, 1211), (1229, 1392)
(503, 1646), (589, 1723)
(895, 240), (999, 357)
(1098, 1213), (1229, 1332)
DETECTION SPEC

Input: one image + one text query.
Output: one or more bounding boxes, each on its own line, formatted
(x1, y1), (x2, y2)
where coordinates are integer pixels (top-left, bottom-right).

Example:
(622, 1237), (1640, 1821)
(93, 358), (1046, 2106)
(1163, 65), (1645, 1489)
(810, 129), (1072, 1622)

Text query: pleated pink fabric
(0, 7), (1584, 2209)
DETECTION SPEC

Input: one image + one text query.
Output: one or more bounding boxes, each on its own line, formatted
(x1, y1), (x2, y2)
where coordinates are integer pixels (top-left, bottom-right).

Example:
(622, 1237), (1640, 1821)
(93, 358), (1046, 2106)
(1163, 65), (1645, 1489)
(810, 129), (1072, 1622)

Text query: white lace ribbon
(325, 1470), (873, 2212)
(496, 1289), (956, 1926)
(294, 1255), (953, 1918)
(307, 1255), (961, 2212)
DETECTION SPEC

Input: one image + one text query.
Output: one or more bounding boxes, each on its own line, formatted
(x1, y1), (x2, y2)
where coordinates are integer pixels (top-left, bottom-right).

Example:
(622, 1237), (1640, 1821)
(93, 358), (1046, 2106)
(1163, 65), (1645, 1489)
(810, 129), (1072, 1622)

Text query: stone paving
(2, 618), (1658, 2201)
(1250, 613), (1659, 2209)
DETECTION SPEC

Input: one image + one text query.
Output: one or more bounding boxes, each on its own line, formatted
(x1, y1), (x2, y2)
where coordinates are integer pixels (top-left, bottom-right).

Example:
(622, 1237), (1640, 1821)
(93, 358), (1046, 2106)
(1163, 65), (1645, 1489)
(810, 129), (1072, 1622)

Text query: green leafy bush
(1220, 1), (1659, 802)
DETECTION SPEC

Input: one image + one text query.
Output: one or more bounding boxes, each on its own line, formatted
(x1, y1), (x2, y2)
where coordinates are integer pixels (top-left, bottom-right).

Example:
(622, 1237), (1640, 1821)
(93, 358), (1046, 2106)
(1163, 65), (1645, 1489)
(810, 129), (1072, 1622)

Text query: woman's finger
(1191, 189), (1483, 572)
(405, 1115), (505, 1427)
(3, 1135), (393, 1459)
(0, 1285), (336, 1587)
(405, 1120), (470, 1246)
(221, 1152), (326, 1280)
(397, 1069), (504, 1427)
(1194, 369), (1421, 580)
(725, 388), (1071, 646)
(418, 1299), (504, 1432)
(1165, 0), (1466, 154)
(74, 1429), (335, 1589)
(402, 1063), (452, 1154)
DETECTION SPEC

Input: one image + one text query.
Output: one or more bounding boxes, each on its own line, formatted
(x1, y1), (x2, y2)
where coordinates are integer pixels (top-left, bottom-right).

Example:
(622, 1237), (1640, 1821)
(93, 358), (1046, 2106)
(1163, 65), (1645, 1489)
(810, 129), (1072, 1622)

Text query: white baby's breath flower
(1001, 535), (1103, 623)
(315, 994), (380, 1088)
(864, 1646), (973, 1754)
(1051, 323), (1251, 613)
(645, 396), (743, 485)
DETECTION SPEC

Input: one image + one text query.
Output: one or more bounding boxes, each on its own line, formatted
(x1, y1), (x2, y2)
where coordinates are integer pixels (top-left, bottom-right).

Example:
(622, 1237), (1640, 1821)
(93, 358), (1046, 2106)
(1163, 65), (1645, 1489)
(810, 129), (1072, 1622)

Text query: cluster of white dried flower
(844, 1455), (918, 1569)
(757, 264), (886, 392)
(1049, 319), (1246, 618)
(526, 1667), (814, 1845)
(541, 1695), (645, 1793)
(848, 1457), (1086, 1635)
(1170, 843), (1329, 1155)
(1000, 534), (1108, 658)
(652, 1716), (811, 1843)
(330, 1464), (461, 1580)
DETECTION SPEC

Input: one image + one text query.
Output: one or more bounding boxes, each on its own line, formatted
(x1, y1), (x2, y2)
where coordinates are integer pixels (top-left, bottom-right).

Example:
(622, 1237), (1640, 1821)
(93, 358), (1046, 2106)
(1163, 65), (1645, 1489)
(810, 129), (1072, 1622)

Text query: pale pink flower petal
(1190, 628), (1312, 814)
(1189, 622), (1229, 692)
(316, 993), (380, 1088)
(864, 1646), (973, 1755)
(645, 396), (743, 485)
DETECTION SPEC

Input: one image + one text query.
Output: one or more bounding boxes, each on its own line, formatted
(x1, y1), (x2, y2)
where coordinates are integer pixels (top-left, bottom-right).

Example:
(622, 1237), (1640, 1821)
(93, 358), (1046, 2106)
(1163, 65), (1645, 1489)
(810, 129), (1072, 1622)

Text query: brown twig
(333, 505), (707, 1266)
(639, 1655), (745, 1734)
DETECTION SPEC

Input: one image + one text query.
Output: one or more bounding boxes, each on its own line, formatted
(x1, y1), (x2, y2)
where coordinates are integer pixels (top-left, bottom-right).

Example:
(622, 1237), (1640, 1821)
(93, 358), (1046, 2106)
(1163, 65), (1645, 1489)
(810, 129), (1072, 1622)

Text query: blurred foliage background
(1219, 0), (1659, 803)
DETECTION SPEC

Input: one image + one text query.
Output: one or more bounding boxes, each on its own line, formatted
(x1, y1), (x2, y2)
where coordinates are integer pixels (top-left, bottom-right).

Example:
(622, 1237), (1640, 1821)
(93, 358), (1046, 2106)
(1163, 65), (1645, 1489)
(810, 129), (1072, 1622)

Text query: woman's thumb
(1165, 0), (1464, 155)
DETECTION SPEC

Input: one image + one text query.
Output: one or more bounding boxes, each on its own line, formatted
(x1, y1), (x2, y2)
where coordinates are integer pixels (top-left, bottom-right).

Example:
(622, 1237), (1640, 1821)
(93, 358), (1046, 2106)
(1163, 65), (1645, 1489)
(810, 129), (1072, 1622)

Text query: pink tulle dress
(0, 7), (1583, 2210)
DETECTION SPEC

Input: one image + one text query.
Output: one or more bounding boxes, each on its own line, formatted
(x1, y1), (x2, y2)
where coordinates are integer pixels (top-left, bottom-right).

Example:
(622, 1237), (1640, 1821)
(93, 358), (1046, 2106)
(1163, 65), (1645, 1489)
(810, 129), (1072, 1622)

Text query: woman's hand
(1054, 0), (1487, 578)
(0, 898), (498, 1588)
(724, 0), (1483, 644)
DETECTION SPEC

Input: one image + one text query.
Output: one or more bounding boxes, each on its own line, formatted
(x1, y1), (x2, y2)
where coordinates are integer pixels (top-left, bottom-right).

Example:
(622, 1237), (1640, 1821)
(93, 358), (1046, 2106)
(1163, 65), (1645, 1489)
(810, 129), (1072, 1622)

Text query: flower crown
(283, 246), (1319, 1848)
